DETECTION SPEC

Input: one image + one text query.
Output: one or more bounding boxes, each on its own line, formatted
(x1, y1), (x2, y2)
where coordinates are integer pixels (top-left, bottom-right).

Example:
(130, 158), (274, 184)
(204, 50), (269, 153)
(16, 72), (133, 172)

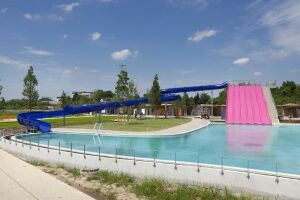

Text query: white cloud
(23, 13), (63, 21)
(47, 14), (64, 21)
(24, 13), (41, 20)
(48, 67), (74, 78)
(167, 0), (211, 9)
(253, 71), (262, 76)
(111, 49), (138, 61)
(260, 1), (300, 55)
(24, 47), (54, 56)
(90, 32), (101, 41)
(0, 55), (31, 69)
(1, 8), (8, 14)
(97, 0), (113, 2)
(233, 57), (250, 65)
(176, 69), (196, 75)
(58, 2), (81, 13)
(63, 34), (69, 39)
(188, 29), (217, 43)
(289, 69), (300, 73)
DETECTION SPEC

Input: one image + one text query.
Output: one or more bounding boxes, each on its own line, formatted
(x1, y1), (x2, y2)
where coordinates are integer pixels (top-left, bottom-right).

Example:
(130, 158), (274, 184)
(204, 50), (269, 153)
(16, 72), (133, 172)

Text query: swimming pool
(17, 124), (300, 175)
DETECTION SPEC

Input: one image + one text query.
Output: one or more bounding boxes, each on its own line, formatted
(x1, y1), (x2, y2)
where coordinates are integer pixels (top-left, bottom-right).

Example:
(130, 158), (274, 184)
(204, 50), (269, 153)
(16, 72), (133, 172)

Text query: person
(134, 110), (137, 118)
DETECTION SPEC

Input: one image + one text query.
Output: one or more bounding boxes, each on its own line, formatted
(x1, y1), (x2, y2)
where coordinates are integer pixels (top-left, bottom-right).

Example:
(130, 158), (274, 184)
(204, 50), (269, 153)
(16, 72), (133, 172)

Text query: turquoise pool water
(18, 124), (300, 175)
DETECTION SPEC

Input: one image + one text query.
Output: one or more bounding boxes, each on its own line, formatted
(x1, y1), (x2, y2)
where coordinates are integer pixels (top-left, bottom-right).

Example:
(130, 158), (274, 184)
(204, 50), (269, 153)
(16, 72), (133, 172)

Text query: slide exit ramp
(18, 95), (180, 133)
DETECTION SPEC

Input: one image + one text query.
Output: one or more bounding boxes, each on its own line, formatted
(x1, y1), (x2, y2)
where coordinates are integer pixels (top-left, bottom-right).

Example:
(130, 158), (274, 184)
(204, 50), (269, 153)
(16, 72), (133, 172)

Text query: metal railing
(1, 130), (300, 183)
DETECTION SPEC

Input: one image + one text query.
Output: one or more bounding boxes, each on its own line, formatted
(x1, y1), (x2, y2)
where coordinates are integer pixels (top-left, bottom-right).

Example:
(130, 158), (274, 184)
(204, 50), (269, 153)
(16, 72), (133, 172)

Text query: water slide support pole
(63, 114), (66, 127)
(211, 90), (214, 118)
(165, 102), (167, 118)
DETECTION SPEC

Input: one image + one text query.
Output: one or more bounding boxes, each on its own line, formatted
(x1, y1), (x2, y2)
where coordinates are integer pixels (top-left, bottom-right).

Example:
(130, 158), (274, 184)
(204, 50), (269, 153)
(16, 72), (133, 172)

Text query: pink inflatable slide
(226, 85), (271, 125)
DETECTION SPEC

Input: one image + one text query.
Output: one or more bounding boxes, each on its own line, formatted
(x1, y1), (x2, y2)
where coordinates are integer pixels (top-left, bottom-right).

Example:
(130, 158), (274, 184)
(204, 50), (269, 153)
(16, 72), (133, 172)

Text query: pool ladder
(93, 122), (103, 146)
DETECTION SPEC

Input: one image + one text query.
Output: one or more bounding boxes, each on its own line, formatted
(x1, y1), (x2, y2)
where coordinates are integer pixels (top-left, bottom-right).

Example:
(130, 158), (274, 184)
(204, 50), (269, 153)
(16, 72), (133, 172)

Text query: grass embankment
(29, 160), (268, 200)
(67, 117), (192, 132)
(0, 115), (119, 128)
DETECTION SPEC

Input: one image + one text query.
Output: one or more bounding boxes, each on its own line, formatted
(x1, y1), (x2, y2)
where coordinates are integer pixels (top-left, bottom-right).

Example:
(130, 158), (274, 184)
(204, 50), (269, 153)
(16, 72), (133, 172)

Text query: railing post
(153, 151), (156, 168)
(38, 138), (40, 151)
(197, 152), (200, 173)
(29, 139), (31, 149)
(115, 148), (118, 163)
(133, 149), (136, 166)
(70, 142), (73, 157)
(59, 141), (61, 155)
(221, 156), (224, 175)
(275, 161), (279, 183)
(174, 152), (177, 170)
(247, 160), (250, 179)
(98, 146), (101, 161)
(84, 145), (86, 159)
(47, 139), (50, 153)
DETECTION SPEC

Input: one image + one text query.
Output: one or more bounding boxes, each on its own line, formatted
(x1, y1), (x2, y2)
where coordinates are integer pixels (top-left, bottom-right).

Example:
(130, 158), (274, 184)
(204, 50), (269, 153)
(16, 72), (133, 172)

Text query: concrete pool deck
(0, 149), (95, 200)
(53, 117), (210, 136)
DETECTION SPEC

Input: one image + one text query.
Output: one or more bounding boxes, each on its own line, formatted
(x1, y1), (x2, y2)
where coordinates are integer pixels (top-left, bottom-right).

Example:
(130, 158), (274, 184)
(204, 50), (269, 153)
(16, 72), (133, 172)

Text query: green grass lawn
(67, 117), (192, 132)
(0, 115), (191, 132)
(0, 115), (119, 128)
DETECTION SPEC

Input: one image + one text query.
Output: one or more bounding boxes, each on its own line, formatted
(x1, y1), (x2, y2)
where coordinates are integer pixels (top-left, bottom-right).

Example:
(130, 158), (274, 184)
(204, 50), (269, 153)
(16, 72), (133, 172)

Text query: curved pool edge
(1, 135), (300, 200)
(52, 118), (211, 137)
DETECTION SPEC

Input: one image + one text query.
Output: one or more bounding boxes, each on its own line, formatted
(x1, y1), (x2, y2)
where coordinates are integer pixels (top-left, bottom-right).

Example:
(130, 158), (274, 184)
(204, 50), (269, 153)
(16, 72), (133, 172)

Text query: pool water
(18, 124), (300, 175)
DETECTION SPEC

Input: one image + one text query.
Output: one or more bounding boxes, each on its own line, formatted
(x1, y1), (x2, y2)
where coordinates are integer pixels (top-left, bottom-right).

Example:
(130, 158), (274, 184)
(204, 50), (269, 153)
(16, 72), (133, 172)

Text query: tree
(22, 66), (39, 111)
(72, 93), (80, 105)
(60, 91), (71, 108)
(103, 90), (114, 99)
(128, 80), (140, 100)
(199, 93), (211, 104)
(114, 69), (130, 101)
(78, 95), (90, 105)
(181, 92), (193, 116)
(194, 93), (200, 105)
(0, 97), (5, 111)
(271, 81), (300, 104)
(214, 89), (227, 105)
(92, 89), (104, 103)
(0, 79), (3, 110)
(148, 74), (161, 117)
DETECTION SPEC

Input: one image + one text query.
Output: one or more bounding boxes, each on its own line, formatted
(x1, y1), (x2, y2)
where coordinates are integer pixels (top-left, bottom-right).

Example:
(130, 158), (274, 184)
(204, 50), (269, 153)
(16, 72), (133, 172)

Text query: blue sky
(0, 0), (300, 100)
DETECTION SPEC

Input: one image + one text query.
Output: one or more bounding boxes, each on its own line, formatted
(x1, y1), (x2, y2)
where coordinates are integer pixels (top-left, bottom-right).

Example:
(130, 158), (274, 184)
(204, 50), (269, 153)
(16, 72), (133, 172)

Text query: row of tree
(0, 66), (221, 112)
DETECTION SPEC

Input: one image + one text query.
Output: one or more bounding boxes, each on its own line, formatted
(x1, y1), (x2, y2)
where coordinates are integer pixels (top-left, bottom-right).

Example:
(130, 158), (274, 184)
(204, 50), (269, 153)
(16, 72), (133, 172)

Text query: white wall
(1, 137), (300, 200)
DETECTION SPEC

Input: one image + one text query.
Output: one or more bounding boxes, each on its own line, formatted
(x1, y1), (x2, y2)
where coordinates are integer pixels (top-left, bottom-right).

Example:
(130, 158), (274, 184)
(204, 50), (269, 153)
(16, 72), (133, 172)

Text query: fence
(1, 130), (300, 199)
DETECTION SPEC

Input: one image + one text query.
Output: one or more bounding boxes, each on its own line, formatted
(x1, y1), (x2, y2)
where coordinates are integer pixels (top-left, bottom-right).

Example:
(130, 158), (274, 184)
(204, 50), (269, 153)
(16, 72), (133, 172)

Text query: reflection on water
(226, 125), (272, 155)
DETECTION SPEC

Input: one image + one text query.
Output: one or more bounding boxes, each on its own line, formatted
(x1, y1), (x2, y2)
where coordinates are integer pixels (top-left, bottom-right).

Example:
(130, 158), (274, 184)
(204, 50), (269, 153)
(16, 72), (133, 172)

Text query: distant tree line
(271, 81), (300, 105)
(6, 66), (298, 112)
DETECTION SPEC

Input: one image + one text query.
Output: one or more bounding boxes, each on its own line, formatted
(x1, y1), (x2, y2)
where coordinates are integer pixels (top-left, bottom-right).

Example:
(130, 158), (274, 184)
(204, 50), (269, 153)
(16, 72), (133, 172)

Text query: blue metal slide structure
(18, 95), (180, 133)
(160, 82), (228, 94)
(18, 82), (228, 133)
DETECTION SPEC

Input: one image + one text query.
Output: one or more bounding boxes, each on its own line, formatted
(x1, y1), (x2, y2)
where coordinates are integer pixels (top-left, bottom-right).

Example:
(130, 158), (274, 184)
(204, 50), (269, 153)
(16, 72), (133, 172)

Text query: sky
(0, 0), (300, 100)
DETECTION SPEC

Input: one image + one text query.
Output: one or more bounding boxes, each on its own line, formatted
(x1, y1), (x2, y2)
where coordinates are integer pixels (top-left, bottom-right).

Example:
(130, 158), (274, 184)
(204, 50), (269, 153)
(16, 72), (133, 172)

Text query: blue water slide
(17, 94), (180, 133)
(160, 82), (228, 94)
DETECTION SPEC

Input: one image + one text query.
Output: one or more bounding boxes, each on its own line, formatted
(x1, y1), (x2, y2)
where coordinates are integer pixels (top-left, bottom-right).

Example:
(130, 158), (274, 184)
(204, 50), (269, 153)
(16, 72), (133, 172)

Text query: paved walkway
(53, 117), (210, 136)
(0, 149), (95, 200)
